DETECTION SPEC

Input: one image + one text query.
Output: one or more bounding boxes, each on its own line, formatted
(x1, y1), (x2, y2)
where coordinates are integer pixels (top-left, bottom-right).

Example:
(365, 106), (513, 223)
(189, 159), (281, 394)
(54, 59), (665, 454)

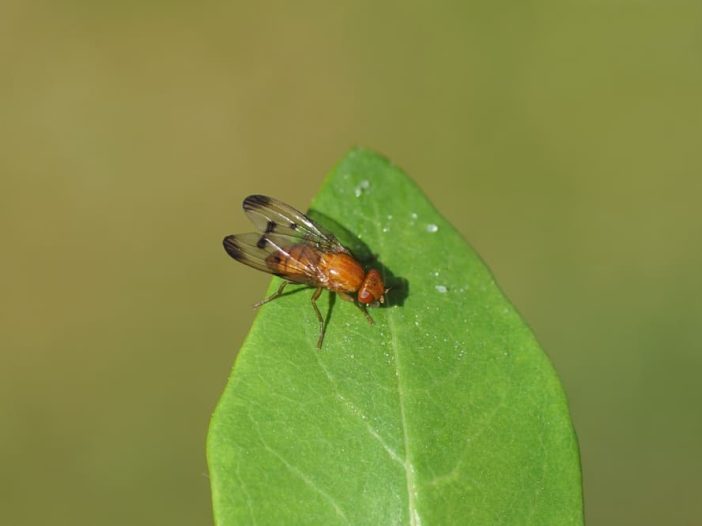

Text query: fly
(223, 195), (386, 348)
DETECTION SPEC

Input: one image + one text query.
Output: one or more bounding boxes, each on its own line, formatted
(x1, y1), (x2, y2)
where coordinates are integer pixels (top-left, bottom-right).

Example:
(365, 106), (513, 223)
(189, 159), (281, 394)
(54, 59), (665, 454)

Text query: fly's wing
(222, 233), (320, 285)
(242, 195), (348, 253)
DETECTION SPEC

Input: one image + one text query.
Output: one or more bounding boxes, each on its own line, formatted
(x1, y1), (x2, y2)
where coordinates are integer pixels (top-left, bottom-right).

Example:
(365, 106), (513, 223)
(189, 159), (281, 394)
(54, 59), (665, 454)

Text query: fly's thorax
(318, 252), (365, 293)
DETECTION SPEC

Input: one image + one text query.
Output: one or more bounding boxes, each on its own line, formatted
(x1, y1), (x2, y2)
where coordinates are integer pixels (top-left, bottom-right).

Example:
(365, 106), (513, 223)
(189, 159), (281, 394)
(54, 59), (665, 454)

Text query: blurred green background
(2, 1), (700, 524)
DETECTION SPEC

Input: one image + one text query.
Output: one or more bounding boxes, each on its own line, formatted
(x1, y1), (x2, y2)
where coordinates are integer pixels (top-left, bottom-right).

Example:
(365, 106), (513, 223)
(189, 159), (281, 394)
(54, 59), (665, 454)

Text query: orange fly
(223, 195), (386, 348)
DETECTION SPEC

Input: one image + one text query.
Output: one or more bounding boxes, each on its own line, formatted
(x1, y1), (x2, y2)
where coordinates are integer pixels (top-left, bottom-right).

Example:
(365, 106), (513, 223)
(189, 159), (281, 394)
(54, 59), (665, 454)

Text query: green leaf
(208, 149), (583, 525)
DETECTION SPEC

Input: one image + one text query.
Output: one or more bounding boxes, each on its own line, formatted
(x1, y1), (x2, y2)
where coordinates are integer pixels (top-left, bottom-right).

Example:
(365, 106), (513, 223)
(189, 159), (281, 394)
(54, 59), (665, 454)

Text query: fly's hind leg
(253, 281), (289, 308)
(310, 287), (325, 349)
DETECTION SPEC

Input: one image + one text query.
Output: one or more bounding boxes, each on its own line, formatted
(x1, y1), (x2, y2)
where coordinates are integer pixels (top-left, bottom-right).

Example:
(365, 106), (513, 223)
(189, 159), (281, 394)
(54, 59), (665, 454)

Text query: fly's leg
(253, 281), (288, 308)
(338, 292), (374, 326)
(356, 302), (374, 326)
(310, 287), (325, 349)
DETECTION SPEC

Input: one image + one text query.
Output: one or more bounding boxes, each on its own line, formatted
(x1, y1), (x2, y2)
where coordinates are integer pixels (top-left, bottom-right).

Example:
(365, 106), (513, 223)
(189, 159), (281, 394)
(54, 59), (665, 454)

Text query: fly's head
(357, 268), (386, 307)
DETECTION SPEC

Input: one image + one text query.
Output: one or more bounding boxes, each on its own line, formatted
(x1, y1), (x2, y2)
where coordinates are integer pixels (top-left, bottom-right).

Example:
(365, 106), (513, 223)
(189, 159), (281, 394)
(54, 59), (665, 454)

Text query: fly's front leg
(338, 292), (374, 326)
(337, 292), (354, 303)
(357, 302), (374, 325)
(253, 281), (288, 308)
(310, 287), (325, 349)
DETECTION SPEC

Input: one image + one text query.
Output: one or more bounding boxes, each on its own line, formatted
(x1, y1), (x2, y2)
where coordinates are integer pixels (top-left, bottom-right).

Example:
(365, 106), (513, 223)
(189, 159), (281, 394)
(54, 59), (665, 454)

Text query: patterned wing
(242, 195), (347, 253)
(222, 233), (320, 285)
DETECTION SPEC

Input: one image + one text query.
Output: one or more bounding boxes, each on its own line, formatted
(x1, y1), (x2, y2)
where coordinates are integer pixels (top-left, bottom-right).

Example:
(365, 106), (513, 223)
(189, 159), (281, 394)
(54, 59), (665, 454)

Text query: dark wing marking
(242, 195), (347, 253)
(223, 233), (319, 285)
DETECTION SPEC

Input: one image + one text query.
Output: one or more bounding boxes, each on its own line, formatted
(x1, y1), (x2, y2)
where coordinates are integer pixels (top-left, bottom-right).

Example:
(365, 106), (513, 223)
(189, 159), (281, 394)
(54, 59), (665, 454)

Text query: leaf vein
(313, 353), (404, 465)
(372, 197), (420, 526)
(250, 414), (349, 523)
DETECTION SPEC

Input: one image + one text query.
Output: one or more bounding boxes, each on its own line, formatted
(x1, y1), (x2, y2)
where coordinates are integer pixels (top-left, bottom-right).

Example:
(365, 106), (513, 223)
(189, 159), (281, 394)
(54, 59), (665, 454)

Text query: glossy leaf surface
(208, 149), (582, 525)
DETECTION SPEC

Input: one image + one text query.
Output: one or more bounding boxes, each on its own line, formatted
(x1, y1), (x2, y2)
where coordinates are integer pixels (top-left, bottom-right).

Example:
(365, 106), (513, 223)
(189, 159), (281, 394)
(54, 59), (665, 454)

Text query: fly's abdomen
(265, 244), (321, 283)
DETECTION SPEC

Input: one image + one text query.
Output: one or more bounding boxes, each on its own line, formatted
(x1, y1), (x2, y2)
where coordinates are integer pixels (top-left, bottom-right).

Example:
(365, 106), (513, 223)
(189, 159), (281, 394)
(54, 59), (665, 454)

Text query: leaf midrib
(370, 199), (418, 526)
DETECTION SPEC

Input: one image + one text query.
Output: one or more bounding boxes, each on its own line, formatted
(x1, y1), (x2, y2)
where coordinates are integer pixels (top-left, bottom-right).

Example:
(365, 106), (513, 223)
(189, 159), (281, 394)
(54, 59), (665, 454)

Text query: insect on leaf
(208, 148), (583, 525)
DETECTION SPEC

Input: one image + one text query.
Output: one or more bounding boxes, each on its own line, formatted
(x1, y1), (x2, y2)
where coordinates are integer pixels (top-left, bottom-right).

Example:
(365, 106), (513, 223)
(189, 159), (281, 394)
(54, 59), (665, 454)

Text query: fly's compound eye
(358, 288), (372, 304)
(358, 268), (385, 306)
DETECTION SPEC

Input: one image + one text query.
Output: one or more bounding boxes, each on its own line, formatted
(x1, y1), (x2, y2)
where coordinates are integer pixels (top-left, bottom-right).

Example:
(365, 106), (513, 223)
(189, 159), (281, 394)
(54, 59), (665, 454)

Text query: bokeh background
(2, 1), (700, 524)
